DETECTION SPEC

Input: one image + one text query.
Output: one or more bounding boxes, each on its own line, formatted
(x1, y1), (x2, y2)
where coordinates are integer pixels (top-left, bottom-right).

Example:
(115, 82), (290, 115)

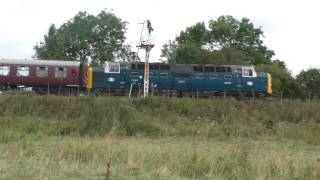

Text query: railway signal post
(137, 20), (154, 97)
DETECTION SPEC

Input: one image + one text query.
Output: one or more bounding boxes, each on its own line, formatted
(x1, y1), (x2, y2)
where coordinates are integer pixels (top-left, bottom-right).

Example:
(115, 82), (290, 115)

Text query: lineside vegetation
(0, 93), (320, 178)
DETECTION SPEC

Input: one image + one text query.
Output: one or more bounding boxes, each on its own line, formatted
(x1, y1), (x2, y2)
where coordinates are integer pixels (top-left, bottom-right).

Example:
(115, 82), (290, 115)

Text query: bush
(263, 117), (274, 129)
(167, 98), (193, 115)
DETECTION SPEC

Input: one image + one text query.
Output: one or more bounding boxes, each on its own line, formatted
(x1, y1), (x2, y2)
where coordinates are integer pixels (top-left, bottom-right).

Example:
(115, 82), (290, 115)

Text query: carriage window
(195, 74), (204, 79)
(131, 72), (139, 79)
(160, 65), (170, 70)
(160, 73), (168, 78)
(204, 66), (215, 72)
(36, 66), (48, 77)
(226, 67), (232, 73)
(55, 67), (67, 78)
(209, 74), (218, 79)
(17, 66), (29, 77)
(0, 66), (10, 76)
(224, 75), (233, 80)
(193, 66), (203, 72)
(71, 68), (78, 76)
(131, 64), (136, 70)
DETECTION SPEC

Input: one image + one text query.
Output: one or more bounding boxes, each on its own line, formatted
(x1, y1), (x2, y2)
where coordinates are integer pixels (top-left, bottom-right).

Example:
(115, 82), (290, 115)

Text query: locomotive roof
(0, 59), (80, 67)
(124, 62), (253, 69)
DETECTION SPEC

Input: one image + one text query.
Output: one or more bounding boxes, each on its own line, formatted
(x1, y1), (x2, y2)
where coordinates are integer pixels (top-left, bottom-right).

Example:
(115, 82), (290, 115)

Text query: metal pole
(252, 89), (255, 102)
(129, 84), (133, 99)
(143, 48), (150, 97)
(197, 89), (199, 99)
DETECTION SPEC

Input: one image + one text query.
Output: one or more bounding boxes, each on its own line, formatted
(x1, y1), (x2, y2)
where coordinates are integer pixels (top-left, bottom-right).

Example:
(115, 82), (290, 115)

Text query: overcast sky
(0, 0), (319, 75)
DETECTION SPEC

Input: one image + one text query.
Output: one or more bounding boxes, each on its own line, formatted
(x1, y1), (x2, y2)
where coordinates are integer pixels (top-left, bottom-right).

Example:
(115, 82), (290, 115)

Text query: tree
(34, 10), (137, 64)
(256, 61), (302, 98)
(296, 68), (320, 98)
(208, 16), (274, 65)
(161, 15), (274, 65)
(34, 24), (66, 60)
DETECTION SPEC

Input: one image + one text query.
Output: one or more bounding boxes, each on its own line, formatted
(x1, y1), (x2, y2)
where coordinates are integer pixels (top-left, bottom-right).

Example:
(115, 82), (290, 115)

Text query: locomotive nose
(85, 67), (93, 90)
(267, 73), (272, 95)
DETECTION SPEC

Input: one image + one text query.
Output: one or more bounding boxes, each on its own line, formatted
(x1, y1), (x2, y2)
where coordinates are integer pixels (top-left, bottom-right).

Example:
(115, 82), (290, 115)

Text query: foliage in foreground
(1, 136), (320, 179)
(1, 94), (320, 140)
(1, 94), (320, 179)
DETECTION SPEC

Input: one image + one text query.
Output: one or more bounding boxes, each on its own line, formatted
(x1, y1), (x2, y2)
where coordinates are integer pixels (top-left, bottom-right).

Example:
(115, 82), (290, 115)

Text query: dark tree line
(34, 11), (320, 99)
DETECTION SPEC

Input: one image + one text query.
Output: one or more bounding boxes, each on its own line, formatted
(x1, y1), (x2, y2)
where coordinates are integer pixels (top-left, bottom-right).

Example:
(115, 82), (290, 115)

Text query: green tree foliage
(34, 10), (138, 64)
(256, 61), (302, 97)
(161, 15), (274, 65)
(296, 68), (320, 98)
(208, 16), (274, 65)
(161, 15), (306, 97)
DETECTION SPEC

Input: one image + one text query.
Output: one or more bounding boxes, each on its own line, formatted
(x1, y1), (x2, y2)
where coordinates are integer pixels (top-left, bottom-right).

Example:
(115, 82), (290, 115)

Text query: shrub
(124, 120), (162, 136)
(167, 98), (193, 115)
(263, 117), (274, 129)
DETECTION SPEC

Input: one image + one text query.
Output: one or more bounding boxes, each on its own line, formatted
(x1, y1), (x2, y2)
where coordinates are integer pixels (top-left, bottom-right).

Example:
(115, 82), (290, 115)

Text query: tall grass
(1, 94), (320, 139)
(1, 94), (320, 178)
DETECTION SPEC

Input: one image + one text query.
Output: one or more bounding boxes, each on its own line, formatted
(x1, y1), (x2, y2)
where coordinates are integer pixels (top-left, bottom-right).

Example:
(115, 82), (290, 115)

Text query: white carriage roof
(0, 59), (80, 67)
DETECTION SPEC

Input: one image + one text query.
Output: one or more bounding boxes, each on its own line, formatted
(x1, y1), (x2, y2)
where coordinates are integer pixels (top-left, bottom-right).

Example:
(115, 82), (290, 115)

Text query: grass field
(0, 93), (320, 179)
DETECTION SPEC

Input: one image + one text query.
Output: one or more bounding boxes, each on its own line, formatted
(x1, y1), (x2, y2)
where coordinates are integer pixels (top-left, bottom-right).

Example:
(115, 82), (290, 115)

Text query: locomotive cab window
(17, 66), (29, 77)
(104, 62), (120, 73)
(36, 66), (48, 78)
(242, 68), (255, 77)
(55, 67), (67, 78)
(0, 66), (10, 76)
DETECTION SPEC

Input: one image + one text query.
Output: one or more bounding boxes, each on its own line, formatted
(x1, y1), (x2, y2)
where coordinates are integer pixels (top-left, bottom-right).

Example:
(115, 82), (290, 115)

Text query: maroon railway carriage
(0, 59), (81, 93)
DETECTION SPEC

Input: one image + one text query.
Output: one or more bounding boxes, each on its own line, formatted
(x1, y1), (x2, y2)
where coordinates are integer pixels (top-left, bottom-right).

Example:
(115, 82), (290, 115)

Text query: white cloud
(0, 0), (319, 75)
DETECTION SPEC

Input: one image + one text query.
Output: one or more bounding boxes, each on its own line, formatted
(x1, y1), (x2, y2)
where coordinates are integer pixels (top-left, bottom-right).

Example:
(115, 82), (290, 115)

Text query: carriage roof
(0, 59), (80, 67)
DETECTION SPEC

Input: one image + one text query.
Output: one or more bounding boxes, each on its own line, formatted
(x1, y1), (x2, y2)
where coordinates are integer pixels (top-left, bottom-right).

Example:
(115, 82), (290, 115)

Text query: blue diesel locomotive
(85, 62), (272, 97)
